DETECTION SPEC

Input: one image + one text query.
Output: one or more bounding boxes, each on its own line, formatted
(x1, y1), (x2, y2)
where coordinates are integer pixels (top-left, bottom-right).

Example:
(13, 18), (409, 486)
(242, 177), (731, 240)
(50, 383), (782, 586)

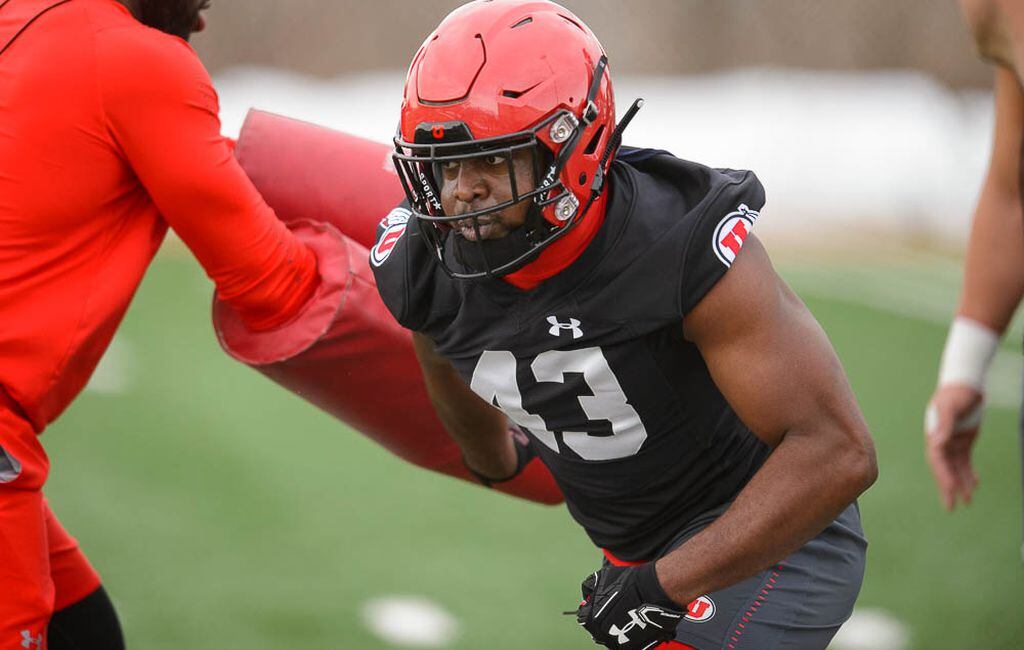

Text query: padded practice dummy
(212, 110), (563, 505)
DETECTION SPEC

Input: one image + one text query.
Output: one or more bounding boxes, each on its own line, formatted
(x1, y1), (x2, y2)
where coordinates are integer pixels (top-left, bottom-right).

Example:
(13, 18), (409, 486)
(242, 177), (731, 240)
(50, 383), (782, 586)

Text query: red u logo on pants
(684, 596), (716, 622)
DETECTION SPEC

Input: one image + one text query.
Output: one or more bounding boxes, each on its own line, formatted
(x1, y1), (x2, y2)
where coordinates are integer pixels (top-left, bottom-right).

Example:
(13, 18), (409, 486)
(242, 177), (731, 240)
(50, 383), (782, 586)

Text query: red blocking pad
(213, 112), (563, 505)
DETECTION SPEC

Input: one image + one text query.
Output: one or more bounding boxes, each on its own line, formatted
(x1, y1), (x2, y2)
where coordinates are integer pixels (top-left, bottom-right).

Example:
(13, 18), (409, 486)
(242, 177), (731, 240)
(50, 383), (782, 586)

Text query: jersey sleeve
(677, 168), (765, 315)
(369, 204), (438, 331)
(95, 29), (317, 331)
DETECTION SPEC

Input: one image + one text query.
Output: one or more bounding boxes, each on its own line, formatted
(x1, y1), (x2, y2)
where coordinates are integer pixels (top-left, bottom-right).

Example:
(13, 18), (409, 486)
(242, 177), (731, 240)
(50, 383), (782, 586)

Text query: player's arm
(97, 32), (317, 331)
(654, 234), (877, 606)
(925, 67), (1024, 510)
(412, 332), (519, 480)
(959, 68), (1024, 332)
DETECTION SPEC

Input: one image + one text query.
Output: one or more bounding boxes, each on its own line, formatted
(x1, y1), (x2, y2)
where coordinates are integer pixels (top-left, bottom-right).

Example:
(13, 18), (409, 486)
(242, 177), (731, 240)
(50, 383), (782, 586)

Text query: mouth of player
(453, 216), (504, 241)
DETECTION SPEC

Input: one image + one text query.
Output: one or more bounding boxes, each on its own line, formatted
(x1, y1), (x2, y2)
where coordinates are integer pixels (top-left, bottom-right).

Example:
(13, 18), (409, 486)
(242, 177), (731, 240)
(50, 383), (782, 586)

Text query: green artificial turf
(42, 250), (1023, 649)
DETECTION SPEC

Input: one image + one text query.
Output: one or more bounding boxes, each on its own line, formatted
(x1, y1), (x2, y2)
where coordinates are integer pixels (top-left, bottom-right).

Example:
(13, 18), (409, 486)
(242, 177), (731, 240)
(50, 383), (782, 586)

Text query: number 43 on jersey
(470, 347), (648, 461)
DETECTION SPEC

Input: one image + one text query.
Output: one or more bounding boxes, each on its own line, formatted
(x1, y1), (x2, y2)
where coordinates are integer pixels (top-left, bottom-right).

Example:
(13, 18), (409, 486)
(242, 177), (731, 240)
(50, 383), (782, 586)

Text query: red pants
(0, 406), (101, 649)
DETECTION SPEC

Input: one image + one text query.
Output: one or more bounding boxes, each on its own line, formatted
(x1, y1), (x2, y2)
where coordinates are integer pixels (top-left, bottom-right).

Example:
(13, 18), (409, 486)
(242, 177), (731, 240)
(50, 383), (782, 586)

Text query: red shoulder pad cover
(213, 110), (563, 505)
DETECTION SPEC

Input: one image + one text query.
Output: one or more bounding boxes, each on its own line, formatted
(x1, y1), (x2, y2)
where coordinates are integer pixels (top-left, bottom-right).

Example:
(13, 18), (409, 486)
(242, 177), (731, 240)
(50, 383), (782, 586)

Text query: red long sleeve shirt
(0, 0), (318, 431)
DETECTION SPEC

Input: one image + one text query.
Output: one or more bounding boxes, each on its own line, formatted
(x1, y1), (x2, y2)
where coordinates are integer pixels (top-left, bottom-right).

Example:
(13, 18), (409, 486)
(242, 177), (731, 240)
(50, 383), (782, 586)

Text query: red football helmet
(393, 0), (635, 279)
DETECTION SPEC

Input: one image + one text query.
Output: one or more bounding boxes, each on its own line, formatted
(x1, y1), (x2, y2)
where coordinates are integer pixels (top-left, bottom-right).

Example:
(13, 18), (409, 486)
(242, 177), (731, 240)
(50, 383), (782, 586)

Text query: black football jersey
(372, 148), (772, 561)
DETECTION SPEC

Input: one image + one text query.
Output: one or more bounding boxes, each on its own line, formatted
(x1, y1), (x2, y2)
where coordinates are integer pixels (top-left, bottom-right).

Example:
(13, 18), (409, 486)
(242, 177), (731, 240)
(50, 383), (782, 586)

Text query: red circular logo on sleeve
(371, 208), (411, 267)
(712, 204), (759, 267)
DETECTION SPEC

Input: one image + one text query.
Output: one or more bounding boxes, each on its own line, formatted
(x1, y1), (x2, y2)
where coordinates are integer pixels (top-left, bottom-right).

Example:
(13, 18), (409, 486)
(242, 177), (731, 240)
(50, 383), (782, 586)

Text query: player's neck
(502, 190), (609, 291)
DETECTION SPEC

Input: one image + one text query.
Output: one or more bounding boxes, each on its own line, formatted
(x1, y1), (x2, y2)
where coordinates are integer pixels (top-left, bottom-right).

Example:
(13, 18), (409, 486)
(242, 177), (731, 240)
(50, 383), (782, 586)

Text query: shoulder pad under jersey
(616, 150), (766, 317)
(677, 166), (764, 314)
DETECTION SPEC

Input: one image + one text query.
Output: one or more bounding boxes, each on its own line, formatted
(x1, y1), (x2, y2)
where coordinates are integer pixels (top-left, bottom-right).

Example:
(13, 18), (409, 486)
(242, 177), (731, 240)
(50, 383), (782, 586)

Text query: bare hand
(925, 384), (984, 511)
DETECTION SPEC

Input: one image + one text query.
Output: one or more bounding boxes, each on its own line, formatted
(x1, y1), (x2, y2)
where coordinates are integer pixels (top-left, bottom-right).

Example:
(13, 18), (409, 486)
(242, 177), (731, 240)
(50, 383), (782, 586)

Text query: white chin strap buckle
(554, 194), (579, 221)
(549, 113), (579, 144)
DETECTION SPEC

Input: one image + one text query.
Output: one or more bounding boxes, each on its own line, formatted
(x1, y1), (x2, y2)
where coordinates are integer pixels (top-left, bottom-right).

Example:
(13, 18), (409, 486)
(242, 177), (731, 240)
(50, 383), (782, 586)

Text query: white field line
(361, 596), (460, 648)
(829, 608), (911, 650)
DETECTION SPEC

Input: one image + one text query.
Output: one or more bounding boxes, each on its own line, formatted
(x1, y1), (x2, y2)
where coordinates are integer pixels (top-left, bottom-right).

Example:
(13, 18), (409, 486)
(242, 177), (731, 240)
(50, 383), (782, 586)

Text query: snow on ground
(214, 66), (993, 245)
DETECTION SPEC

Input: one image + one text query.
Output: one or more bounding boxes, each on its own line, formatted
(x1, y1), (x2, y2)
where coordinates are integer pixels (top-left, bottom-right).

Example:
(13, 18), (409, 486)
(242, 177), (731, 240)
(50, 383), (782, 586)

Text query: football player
(0, 1), (327, 647)
(925, 1), (1024, 541)
(372, 1), (878, 648)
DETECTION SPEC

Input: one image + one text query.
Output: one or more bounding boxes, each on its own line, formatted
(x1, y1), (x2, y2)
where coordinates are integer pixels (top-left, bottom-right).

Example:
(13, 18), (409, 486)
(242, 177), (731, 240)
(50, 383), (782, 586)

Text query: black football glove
(462, 424), (537, 487)
(575, 562), (684, 649)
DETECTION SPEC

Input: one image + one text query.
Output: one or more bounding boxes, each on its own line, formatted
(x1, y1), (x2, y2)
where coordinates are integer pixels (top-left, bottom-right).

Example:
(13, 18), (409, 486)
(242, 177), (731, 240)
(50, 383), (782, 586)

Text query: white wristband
(937, 317), (999, 391)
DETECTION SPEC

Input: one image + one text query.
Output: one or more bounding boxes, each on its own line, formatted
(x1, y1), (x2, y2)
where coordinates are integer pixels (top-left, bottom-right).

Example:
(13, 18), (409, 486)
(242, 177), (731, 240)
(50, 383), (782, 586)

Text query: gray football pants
(666, 503), (866, 650)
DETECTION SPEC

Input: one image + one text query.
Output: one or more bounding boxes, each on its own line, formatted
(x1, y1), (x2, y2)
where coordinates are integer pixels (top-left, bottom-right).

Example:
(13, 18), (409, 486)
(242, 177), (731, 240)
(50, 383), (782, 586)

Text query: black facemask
(134, 0), (204, 41)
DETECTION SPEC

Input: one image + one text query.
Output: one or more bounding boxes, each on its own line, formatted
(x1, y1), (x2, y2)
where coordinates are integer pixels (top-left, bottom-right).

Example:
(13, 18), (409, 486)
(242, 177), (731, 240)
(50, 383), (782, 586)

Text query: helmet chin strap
(589, 97), (645, 197)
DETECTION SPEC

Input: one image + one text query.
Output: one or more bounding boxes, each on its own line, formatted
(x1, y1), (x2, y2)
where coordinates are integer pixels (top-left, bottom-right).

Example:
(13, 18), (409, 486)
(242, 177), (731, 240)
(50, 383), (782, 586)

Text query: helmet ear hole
(583, 125), (606, 157)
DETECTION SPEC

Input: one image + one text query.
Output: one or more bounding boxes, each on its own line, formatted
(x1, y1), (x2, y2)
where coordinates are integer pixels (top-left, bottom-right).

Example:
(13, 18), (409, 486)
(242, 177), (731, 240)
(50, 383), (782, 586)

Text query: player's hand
(574, 563), (683, 649)
(925, 383), (984, 511)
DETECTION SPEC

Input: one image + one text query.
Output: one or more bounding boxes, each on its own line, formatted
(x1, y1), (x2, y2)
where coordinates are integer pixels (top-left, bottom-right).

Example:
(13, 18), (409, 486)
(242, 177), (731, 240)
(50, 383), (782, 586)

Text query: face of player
(959, 0), (1024, 72)
(439, 148), (536, 242)
(127, 0), (210, 41)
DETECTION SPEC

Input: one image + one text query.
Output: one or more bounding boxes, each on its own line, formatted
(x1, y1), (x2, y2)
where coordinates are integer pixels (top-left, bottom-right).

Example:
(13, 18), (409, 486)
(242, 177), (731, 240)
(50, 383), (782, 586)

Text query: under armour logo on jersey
(21, 631), (42, 649)
(547, 316), (583, 339)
